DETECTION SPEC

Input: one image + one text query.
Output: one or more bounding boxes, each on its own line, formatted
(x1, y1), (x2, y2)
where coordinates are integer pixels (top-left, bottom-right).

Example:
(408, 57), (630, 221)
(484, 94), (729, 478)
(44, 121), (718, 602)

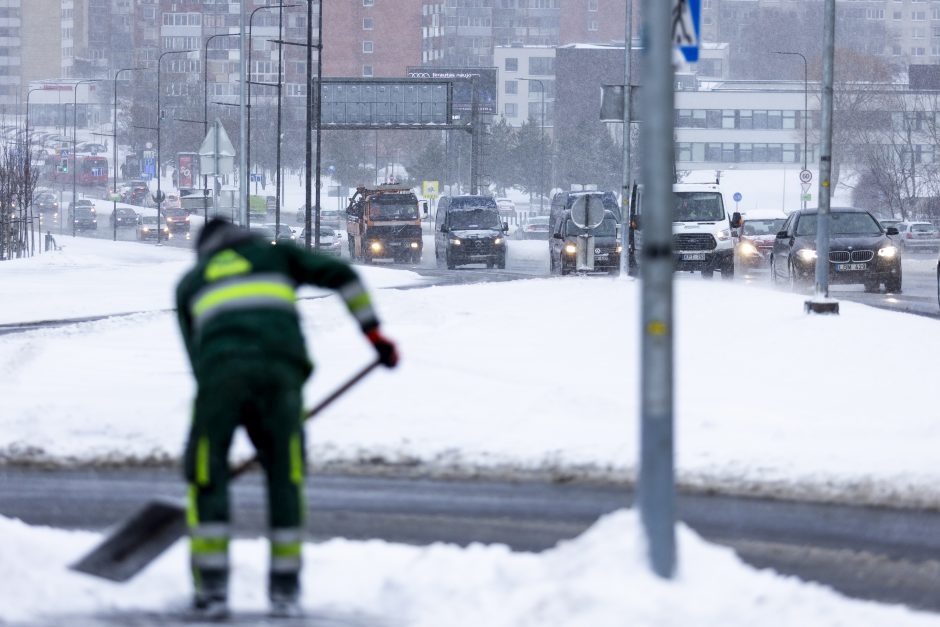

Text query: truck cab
(345, 184), (425, 264)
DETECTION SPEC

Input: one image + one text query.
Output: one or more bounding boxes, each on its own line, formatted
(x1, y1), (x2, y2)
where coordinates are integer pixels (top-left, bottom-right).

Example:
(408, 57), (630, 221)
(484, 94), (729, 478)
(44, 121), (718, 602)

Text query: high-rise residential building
(494, 45), (555, 131)
(322, 0), (423, 78)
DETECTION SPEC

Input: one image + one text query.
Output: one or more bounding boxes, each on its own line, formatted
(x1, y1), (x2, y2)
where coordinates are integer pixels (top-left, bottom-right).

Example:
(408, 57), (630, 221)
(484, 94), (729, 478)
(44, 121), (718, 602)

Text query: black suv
(550, 209), (621, 275)
(770, 207), (901, 293)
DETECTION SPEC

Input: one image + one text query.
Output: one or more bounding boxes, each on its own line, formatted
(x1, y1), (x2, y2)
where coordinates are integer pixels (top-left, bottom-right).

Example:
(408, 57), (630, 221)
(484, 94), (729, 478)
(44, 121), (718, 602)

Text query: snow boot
(269, 574), (302, 618)
(192, 571), (229, 621)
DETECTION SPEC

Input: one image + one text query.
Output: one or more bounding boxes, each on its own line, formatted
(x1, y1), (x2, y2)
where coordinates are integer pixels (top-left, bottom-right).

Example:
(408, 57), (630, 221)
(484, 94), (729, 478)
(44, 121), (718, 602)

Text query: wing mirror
(420, 200), (429, 218)
(440, 225), (448, 233)
(885, 227), (899, 236)
(776, 230), (789, 239)
(552, 233), (563, 240)
(730, 212), (743, 229)
(502, 221), (509, 232)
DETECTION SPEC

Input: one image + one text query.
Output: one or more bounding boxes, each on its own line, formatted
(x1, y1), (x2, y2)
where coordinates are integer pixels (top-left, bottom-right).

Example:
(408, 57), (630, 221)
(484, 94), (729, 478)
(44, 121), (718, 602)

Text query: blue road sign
(674, 0), (701, 63)
(733, 192), (742, 202)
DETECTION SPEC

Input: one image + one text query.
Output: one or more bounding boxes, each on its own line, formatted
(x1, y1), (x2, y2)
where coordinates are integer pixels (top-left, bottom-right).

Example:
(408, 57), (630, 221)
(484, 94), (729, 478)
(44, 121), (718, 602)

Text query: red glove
(367, 328), (399, 368)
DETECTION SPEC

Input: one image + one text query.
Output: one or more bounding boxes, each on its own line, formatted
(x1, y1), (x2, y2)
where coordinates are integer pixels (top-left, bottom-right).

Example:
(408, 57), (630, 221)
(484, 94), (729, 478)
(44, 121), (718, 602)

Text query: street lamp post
(204, 32), (241, 225)
(774, 50), (808, 209)
(520, 77), (546, 217)
(112, 67), (143, 242)
(246, 4), (298, 231)
(72, 79), (103, 238)
(156, 49), (196, 244)
(26, 85), (48, 252)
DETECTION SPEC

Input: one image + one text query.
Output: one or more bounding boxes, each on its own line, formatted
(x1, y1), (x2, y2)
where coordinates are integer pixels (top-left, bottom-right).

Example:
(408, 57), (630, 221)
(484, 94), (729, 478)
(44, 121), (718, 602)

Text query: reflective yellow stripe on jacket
(190, 273), (297, 329)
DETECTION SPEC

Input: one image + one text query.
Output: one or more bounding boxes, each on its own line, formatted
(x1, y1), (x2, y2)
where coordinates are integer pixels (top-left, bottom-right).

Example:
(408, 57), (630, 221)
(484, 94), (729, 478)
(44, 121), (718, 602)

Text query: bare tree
(0, 138), (42, 260)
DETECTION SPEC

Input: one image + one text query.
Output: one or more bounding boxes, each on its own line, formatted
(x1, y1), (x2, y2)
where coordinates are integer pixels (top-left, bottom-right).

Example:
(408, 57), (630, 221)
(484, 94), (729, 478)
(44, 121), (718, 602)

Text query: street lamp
(520, 77), (547, 217)
(72, 79), (104, 238)
(773, 50), (809, 208)
(112, 67), (144, 242)
(203, 32), (241, 226)
(156, 48), (196, 244)
(246, 3), (298, 230)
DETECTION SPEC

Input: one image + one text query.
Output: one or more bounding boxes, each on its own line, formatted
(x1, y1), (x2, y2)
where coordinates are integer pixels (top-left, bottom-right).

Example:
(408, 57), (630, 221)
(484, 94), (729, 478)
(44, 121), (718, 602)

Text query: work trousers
(183, 360), (307, 601)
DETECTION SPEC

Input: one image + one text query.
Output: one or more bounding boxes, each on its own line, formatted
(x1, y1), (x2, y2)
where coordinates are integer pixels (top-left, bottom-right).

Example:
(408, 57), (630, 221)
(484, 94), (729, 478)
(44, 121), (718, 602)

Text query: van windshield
(565, 217), (618, 237)
(448, 208), (501, 230)
(674, 192), (724, 222)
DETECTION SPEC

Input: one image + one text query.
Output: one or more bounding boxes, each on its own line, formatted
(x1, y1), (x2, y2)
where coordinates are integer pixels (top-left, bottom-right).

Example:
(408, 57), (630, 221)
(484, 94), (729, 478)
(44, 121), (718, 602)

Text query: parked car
(515, 215), (551, 240)
(897, 221), (940, 253)
(549, 209), (621, 275)
(136, 215), (170, 241)
(109, 207), (139, 227)
(770, 207), (901, 293)
(162, 207), (191, 233)
(733, 210), (786, 274)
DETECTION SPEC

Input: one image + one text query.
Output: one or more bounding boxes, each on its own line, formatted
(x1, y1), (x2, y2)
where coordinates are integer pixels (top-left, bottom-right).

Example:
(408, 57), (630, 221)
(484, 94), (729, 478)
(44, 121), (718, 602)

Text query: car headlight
(369, 241), (383, 252)
(494, 237), (503, 245)
(797, 248), (817, 261)
(878, 245), (898, 258)
(564, 243), (577, 254)
(142, 227), (150, 232)
(410, 241), (420, 249)
(738, 241), (758, 256)
(450, 238), (461, 246)
(166, 217), (173, 223)
(715, 228), (731, 241)
(616, 245), (623, 253)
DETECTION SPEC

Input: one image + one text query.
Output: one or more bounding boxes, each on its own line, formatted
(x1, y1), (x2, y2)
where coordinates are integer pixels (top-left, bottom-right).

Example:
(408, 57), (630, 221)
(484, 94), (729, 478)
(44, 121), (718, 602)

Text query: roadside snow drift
(0, 511), (935, 627)
(1, 237), (939, 507)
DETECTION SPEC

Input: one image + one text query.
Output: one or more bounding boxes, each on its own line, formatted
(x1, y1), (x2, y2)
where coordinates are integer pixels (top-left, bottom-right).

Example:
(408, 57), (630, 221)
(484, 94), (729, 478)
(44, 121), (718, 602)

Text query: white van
(628, 181), (742, 279)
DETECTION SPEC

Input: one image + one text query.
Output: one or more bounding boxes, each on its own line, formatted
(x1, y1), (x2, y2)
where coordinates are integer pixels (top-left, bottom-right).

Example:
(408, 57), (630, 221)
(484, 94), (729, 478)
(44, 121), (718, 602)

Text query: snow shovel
(70, 358), (382, 582)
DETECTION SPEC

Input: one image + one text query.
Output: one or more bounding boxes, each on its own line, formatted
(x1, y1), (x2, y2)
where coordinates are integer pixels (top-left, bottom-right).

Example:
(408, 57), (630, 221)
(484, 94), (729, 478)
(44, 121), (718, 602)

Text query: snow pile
(0, 511), (934, 626)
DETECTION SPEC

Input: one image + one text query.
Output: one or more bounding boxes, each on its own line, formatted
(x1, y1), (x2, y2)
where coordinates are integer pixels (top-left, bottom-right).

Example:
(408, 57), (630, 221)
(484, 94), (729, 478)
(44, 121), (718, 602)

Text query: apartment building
(494, 45), (555, 131)
(323, 0), (423, 78)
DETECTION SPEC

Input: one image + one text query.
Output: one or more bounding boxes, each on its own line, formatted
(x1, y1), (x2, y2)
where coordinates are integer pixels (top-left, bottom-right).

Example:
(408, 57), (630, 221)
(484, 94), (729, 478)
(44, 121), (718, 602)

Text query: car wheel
(721, 261), (734, 280)
(863, 279), (880, 293)
(886, 274), (902, 293)
(497, 256), (506, 270)
(486, 258), (495, 269)
(446, 253), (455, 270)
(701, 269), (714, 279)
(770, 255), (778, 285)
(787, 262), (805, 292)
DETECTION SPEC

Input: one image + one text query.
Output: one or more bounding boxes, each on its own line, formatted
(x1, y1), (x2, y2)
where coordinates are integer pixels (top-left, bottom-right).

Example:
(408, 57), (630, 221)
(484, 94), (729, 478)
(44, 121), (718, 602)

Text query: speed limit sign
(799, 169), (813, 184)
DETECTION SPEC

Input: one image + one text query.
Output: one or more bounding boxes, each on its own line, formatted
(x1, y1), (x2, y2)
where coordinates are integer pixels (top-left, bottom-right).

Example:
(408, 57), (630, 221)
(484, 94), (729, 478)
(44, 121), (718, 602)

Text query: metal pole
(638, 0), (676, 578)
(276, 6), (284, 240)
(315, 0), (323, 251)
(304, 0), (313, 249)
(72, 80), (99, 238)
(520, 77), (545, 214)
(622, 1), (634, 273)
(113, 68), (141, 242)
(26, 87), (43, 249)
(156, 50), (194, 244)
(808, 0), (837, 313)
(239, 0), (249, 228)
(773, 51), (808, 209)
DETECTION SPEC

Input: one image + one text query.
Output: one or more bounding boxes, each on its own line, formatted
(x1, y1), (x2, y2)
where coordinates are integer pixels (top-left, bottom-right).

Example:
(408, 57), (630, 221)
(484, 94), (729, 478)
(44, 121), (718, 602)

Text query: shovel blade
(70, 499), (187, 582)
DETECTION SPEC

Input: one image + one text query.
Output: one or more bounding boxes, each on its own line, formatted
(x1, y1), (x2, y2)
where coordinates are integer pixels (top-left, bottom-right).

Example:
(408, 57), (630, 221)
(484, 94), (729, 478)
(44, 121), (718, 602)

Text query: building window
(363, 0), (373, 6)
(363, 17), (374, 30)
(505, 80), (517, 95)
(362, 64), (373, 77)
(363, 41), (374, 53)
(505, 57), (518, 72)
(528, 56), (554, 75)
(504, 102), (517, 117)
(588, 0), (598, 11)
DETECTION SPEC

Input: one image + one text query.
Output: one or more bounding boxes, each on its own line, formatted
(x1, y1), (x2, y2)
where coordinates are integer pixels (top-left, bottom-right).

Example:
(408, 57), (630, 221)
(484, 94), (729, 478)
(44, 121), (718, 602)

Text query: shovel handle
(229, 358), (383, 479)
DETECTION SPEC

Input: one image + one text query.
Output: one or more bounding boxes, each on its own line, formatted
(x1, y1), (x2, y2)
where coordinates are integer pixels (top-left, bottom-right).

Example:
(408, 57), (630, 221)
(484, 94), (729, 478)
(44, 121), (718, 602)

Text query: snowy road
(2, 468), (939, 614)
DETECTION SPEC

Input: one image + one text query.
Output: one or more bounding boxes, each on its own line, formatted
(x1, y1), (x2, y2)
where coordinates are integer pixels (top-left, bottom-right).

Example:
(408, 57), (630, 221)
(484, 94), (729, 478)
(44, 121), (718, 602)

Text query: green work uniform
(176, 223), (379, 605)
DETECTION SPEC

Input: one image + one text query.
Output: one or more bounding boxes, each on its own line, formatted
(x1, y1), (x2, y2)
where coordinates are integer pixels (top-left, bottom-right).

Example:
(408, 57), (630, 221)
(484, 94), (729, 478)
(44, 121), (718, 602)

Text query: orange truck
(344, 184), (427, 264)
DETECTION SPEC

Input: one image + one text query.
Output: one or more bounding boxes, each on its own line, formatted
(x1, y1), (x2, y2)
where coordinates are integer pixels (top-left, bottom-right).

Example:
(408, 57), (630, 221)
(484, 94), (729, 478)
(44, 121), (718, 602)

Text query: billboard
(406, 67), (497, 118)
(177, 153), (198, 189)
(319, 80), (451, 126)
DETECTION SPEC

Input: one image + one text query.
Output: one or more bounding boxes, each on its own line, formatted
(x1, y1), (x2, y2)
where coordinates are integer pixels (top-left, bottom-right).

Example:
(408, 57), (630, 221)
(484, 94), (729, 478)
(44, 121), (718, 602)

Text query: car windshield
(795, 212), (883, 236)
(370, 194), (418, 220)
(742, 219), (785, 236)
(140, 216), (158, 225)
(448, 208), (502, 230)
(526, 218), (549, 227)
(674, 192), (724, 222)
(565, 217), (618, 237)
(252, 227), (276, 239)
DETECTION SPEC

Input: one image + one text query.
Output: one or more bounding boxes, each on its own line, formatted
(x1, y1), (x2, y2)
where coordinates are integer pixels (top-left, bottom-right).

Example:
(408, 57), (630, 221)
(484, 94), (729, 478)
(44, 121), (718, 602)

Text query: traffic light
(59, 159), (68, 173)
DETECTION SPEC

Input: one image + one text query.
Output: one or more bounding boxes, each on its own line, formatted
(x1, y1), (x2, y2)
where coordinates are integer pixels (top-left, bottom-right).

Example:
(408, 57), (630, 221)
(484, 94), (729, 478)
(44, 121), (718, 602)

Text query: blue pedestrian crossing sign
(673, 0), (701, 63)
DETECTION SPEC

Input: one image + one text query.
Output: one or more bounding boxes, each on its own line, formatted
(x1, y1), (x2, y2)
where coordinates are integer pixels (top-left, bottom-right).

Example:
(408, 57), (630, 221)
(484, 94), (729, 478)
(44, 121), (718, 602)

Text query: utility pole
(304, 0), (314, 249)
(622, 1), (634, 274)
(314, 0), (324, 251)
(239, 0), (249, 228)
(638, 0), (676, 578)
(806, 0), (838, 315)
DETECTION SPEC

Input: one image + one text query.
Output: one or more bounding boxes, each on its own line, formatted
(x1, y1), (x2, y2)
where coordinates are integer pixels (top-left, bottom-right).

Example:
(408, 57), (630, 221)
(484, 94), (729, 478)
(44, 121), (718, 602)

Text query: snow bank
(0, 511), (934, 626)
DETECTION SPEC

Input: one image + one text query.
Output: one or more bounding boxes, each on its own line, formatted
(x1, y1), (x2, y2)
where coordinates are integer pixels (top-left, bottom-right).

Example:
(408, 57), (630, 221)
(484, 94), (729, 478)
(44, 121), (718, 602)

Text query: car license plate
(681, 253), (706, 261)
(595, 253), (609, 259)
(836, 263), (866, 271)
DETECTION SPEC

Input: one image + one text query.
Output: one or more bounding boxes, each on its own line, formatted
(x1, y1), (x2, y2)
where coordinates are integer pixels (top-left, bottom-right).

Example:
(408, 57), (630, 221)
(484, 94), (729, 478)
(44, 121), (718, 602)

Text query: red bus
(51, 155), (109, 186)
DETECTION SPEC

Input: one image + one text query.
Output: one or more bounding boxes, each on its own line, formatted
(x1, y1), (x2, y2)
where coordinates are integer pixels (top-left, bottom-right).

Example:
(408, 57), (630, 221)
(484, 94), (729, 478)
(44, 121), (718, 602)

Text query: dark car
(550, 210), (621, 275)
(163, 207), (191, 233)
(68, 199), (98, 231)
(34, 192), (59, 215)
(136, 215), (170, 241)
(434, 195), (508, 269)
(770, 207), (901, 293)
(110, 207), (139, 227)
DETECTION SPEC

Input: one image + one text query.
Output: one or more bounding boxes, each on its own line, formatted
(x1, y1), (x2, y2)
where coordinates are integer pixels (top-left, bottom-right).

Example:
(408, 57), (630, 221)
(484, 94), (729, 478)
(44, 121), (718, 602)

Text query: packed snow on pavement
(1, 510), (937, 627)
(0, 236), (938, 510)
